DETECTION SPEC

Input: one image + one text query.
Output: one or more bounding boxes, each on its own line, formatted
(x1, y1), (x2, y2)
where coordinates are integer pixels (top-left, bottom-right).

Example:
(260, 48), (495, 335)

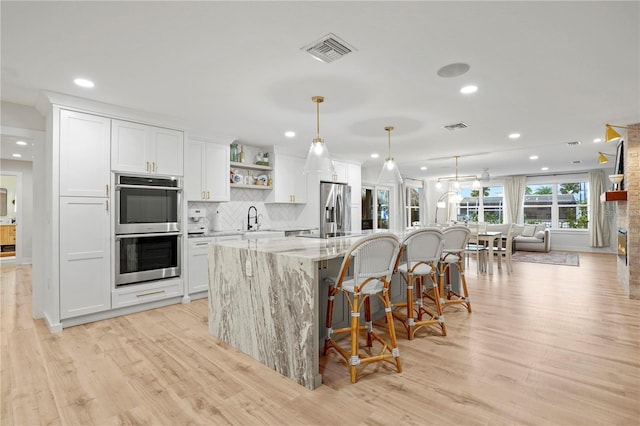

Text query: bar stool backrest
(402, 227), (445, 265)
(338, 233), (401, 289)
(442, 225), (471, 255)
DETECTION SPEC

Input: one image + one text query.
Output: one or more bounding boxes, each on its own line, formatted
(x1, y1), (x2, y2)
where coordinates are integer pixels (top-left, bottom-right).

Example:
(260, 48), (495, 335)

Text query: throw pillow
(522, 224), (536, 237)
(535, 230), (545, 239)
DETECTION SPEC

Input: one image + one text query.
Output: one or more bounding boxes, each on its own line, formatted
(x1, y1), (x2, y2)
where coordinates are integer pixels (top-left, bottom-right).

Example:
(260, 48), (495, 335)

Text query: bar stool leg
(382, 286), (402, 373)
(349, 292), (361, 384)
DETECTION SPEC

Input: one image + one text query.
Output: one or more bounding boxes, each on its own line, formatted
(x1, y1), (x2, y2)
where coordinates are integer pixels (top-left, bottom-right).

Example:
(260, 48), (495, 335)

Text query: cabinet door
(186, 140), (205, 201)
(60, 110), (111, 197)
(111, 120), (149, 173)
(204, 143), (230, 202)
(267, 154), (306, 203)
(347, 163), (361, 206)
(153, 127), (184, 176)
(59, 197), (111, 319)
(188, 239), (211, 293)
(331, 161), (348, 183)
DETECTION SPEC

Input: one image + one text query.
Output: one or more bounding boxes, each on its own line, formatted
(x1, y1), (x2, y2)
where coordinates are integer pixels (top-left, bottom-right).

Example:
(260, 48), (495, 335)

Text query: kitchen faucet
(247, 205), (258, 231)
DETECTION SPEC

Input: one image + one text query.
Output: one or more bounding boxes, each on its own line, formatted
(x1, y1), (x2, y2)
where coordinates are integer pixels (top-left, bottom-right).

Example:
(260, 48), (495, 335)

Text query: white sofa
(487, 223), (551, 253)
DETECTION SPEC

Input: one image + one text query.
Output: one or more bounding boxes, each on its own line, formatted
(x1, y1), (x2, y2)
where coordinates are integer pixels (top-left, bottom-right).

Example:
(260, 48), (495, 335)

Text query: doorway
(361, 186), (390, 230)
(0, 174), (18, 259)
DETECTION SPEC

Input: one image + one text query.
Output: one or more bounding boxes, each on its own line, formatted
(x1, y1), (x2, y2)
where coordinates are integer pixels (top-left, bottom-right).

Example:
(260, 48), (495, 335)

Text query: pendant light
(303, 96), (335, 174)
(378, 126), (403, 184)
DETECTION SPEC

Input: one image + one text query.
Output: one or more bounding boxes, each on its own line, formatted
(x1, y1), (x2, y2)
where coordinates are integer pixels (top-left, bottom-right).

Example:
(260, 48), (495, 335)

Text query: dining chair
(323, 233), (403, 383)
(393, 228), (446, 339)
(438, 225), (472, 313)
(465, 222), (488, 274)
(493, 223), (514, 273)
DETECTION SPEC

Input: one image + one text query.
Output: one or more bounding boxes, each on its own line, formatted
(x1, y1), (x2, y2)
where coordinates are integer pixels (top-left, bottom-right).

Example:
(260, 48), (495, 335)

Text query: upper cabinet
(266, 152), (307, 204)
(186, 139), (230, 202)
(59, 110), (111, 197)
(111, 120), (184, 176)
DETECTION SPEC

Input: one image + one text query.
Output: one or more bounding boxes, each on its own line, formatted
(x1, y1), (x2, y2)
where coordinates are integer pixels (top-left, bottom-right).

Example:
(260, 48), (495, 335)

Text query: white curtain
(504, 175), (527, 224)
(589, 169), (610, 247)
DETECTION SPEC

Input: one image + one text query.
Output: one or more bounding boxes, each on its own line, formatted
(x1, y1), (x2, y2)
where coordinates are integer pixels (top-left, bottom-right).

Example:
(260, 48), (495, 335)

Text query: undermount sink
(241, 230), (285, 240)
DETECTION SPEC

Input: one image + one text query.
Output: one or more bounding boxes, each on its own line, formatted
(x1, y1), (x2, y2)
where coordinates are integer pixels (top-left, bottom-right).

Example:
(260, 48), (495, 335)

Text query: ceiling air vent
(566, 141), (581, 146)
(571, 160), (583, 164)
(443, 122), (469, 131)
(302, 33), (356, 63)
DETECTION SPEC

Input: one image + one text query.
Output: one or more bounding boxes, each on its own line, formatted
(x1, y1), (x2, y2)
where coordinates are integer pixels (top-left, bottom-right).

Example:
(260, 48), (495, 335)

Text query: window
(406, 185), (421, 227)
(524, 181), (589, 229)
(455, 185), (504, 223)
(361, 186), (390, 230)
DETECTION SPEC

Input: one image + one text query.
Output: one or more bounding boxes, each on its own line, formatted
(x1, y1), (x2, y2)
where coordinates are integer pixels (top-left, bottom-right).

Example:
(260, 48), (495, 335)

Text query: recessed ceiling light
(593, 138), (602, 143)
(370, 153), (379, 159)
(16, 140), (27, 146)
(74, 78), (94, 88)
(460, 85), (478, 94)
(509, 133), (521, 139)
(529, 155), (539, 160)
(541, 167), (549, 171)
(420, 166), (427, 170)
(284, 131), (295, 138)
(12, 153), (22, 158)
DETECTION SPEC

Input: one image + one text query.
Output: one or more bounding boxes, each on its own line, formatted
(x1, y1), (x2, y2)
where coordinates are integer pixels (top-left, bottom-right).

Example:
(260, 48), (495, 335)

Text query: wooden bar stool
(439, 225), (472, 313)
(323, 233), (402, 383)
(393, 228), (446, 339)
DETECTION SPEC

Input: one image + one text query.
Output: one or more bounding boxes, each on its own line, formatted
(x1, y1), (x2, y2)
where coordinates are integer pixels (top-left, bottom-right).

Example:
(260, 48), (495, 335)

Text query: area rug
(511, 251), (580, 266)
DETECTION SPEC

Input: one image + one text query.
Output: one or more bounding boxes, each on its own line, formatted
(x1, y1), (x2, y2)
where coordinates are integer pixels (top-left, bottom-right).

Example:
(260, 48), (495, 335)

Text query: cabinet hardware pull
(146, 161), (150, 172)
(105, 200), (109, 211)
(105, 184), (109, 196)
(136, 290), (165, 298)
(153, 162), (156, 173)
(207, 191), (210, 199)
(202, 191), (205, 200)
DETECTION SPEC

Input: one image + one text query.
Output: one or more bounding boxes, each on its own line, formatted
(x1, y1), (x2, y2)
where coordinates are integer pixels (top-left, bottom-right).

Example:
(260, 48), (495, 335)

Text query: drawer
(112, 279), (183, 309)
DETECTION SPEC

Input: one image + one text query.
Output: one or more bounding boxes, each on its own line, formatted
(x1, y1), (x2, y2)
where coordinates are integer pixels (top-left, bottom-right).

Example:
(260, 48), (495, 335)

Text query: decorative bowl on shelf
(608, 174), (624, 190)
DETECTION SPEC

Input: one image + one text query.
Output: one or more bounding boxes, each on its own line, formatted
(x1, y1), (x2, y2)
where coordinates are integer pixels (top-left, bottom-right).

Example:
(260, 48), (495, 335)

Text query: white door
(188, 239), (211, 293)
(59, 196), (111, 319)
(59, 110), (111, 197)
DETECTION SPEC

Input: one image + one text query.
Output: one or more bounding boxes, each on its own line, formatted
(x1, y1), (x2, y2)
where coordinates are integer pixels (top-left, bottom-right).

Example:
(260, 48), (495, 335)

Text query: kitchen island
(207, 235), (370, 389)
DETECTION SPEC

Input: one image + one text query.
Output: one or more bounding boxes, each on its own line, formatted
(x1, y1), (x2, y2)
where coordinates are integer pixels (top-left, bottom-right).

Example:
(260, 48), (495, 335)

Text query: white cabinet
(186, 139), (230, 202)
(59, 110), (111, 197)
(188, 235), (241, 294)
(111, 119), (184, 176)
(266, 153), (307, 204)
(59, 197), (111, 319)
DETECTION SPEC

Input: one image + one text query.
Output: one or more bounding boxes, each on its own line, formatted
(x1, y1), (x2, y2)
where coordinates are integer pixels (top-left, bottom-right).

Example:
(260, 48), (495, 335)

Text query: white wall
(1, 101), (45, 131)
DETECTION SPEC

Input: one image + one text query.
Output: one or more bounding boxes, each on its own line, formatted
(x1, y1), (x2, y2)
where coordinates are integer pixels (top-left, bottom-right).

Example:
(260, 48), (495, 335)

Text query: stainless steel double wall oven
(115, 174), (182, 286)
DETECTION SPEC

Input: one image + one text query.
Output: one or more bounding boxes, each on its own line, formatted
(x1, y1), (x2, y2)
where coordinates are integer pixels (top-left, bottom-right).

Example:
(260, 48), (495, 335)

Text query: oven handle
(115, 184), (182, 191)
(115, 232), (183, 240)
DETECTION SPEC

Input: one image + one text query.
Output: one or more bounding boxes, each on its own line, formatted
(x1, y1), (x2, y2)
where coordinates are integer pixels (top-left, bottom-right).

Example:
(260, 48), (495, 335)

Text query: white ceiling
(2, 1), (638, 180)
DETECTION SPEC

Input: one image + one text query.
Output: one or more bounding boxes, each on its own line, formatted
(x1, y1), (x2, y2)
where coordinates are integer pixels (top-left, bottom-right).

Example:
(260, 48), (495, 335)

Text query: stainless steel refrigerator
(320, 181), (351, 238)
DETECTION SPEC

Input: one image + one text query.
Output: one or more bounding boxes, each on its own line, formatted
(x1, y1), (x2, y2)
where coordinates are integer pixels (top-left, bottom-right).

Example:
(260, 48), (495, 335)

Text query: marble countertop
(211, 230), (408, 261)
(212, 234), (366, 261)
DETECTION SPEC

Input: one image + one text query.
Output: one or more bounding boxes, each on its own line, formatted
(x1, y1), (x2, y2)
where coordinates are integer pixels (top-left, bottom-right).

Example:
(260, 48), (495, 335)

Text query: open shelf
(230, 183), (272, 190)
(600, 191), (627, 202)
(230, 161), (272, 171)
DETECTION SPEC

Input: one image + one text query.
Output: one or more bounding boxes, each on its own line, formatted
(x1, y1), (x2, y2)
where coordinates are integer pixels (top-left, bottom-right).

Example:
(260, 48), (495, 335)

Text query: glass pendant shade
(303, 96), (334, 174)
(378, 126), (403, 184)
(379, 157), (403, 183)
(303, 138), (335, 174)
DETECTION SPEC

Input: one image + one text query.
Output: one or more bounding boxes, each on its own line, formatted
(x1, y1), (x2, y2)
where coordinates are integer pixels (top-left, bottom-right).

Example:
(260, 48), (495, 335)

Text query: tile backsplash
(188, 189), (310, 232)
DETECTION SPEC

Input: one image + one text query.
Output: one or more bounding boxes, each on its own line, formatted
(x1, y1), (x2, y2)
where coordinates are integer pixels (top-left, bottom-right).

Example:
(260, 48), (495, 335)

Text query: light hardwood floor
(2, 253), (639, 425)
